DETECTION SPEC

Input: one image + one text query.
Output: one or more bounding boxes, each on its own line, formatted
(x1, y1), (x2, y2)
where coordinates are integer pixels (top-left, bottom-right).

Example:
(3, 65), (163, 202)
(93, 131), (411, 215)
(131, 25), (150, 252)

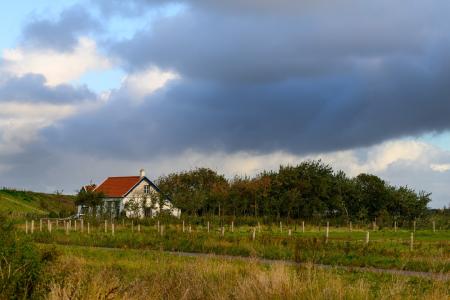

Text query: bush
(0, 214), (57, 299)
(48, 211), (58, 218)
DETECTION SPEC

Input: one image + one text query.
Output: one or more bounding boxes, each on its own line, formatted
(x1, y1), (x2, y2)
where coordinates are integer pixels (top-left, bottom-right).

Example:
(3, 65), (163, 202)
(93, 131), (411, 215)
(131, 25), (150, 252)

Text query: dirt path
(46, 243), (449, 281)
(167, 251), (449, 281)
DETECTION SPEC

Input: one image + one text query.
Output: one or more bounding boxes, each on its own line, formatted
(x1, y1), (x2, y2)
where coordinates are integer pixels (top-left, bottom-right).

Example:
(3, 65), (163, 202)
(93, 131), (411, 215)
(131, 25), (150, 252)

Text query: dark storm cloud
(4, 0), (450, 208)
(0, 73), (96, 103)
(22, 5), (100, 51)
(43, 45), (450, 159)
(14, 0), (450, 158)
(112, 6), (430, 83)
(39, 0), (450, 159)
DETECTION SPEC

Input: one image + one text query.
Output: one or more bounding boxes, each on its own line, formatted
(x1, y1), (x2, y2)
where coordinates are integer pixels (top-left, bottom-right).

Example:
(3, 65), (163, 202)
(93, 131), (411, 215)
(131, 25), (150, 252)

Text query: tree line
(156, 160), (431, 224)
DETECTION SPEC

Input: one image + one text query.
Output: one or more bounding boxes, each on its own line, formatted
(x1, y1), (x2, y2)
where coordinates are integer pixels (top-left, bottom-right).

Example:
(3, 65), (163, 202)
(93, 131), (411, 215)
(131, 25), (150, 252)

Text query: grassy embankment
(29, 222), (450, 273)
(39, 243), (450, 299)
(0, 188), (75, 218)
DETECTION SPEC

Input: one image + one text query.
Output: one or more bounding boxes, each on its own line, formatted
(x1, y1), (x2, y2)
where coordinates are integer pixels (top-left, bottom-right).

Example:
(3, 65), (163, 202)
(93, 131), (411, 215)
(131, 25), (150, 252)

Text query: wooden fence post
(326, 222), (329, 243)
(112, 223), (115, 236)
(74, 220), (77, 231)
(48, 220), (51, 233)
(81, 219), (84, 233)
(280, 221), (282, 233)
(410, 232), (414, 251)
(65, 222), (69, 235)
(221, 226), (225, 236)
(432, 221), (436, 233)
(104, 220), (107, 233)
(365, 231), (370, 244)
(182, 220), (185, 233)
(413, 221), (416, 233)
(207, 221), (210, 233)
(31, 220), (34, 234)
(138, 224), (141, 232)
(25, 221), (28, 234)
(349, 222), (352, 232)
(87, 222), (90, 234)
(288, 229), (292, 236)
(302, 221), (305, 233)
(394, 221), (397, 232)
(231, 221), (234, 233)
(189, 225), (192, 233)
(40, 219), (43, 232)
(252, 227), (256, 241)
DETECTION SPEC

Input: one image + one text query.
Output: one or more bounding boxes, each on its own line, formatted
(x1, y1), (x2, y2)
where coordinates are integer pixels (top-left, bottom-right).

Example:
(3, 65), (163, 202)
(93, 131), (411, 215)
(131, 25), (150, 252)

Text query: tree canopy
(156, 161), (431, 223)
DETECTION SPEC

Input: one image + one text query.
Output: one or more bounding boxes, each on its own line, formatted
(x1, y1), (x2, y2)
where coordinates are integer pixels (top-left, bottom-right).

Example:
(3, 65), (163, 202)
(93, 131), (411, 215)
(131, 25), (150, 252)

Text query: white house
(77, 169), (180, 218)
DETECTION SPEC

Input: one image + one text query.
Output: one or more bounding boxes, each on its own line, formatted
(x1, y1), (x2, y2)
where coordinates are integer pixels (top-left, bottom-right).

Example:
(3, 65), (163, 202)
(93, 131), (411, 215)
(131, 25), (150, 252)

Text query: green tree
(157, 168), (228, 216)
(75, 189), (104, 216)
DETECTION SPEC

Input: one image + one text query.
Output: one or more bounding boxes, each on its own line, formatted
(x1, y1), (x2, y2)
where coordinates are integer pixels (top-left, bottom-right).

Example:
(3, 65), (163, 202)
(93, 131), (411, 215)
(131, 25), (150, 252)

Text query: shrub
(0, 214), (57, 299)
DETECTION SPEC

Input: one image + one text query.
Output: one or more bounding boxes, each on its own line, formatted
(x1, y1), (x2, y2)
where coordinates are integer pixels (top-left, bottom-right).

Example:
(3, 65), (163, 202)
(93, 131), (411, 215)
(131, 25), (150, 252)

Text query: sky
(1, 0), (450, 208)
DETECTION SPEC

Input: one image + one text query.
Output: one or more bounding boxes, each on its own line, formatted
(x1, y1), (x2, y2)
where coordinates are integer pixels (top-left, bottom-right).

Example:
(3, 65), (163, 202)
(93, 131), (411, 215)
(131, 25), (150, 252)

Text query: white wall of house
(122, 179), (181, 218)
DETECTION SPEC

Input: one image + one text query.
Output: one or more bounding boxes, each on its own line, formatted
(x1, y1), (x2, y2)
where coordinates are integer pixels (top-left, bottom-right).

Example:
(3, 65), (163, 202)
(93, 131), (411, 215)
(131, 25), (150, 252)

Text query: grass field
(0, 189), (75, 217)
(37, 243), (449, 299)
(28, 221), (450, 273)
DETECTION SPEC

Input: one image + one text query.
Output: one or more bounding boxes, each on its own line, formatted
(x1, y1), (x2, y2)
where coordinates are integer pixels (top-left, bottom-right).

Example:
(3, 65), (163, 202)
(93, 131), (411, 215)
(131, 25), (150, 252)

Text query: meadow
(27, 219), (450, 274)
(0, 188), (75, 218)
(39, 244), (450, 299)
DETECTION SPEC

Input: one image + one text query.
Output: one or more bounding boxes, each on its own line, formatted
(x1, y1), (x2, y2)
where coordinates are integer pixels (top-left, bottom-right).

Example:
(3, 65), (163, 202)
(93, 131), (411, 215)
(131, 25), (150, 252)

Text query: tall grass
(43, 246), (449, 300)
(30, 224), (450, 273)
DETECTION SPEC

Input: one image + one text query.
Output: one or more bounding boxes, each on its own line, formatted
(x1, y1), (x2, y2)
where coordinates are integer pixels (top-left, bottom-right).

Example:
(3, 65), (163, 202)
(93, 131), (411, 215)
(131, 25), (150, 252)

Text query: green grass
(0, 189), (75, 218)
(0, 192), (47, 214)
(29, 223), (450, 273)
(39, 243), (450, 299)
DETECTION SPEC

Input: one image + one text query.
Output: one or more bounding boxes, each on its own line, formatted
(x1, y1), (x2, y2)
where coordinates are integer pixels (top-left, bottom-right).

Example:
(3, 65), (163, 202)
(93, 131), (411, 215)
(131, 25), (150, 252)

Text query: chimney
(139, 169), (145, 178)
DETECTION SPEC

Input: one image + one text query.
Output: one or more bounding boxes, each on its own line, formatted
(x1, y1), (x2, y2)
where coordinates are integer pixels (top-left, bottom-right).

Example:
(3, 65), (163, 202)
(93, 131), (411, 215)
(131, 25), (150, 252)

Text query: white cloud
(0, 102), (76, 155)
(307, 140), (431, 176)
(1, 37), (111, 86)
(163, 140), (442, 179)
(430, 163), (450, 172)
(121, 67), (179, 101)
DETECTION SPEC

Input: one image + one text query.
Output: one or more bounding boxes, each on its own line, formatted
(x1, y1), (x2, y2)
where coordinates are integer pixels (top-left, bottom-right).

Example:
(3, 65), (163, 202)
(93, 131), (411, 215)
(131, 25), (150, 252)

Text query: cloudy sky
(1, 1), (450, 207)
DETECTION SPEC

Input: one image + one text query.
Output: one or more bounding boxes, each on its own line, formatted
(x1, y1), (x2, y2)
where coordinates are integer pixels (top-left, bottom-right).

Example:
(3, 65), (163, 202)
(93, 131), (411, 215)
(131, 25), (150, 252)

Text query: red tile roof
(94, 176), (142, 198)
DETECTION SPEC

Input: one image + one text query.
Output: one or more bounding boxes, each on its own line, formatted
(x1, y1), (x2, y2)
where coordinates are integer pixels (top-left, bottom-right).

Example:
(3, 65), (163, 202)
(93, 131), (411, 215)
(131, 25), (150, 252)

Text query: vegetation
(156, 161), (432, 225)
(41, 244), (450, 299)
(30, 222), (450, 273)
(0, 188), (75, 218)
(74, 189), (104, 216)
(0, 214), (57, 299)
(4, 160), (448, 299)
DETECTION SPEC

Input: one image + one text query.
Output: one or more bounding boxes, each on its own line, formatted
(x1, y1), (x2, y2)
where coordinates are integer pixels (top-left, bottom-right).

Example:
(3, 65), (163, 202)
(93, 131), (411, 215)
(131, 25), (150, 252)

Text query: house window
(144, 207), (153, 217)
(144, 185), (150, 194)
